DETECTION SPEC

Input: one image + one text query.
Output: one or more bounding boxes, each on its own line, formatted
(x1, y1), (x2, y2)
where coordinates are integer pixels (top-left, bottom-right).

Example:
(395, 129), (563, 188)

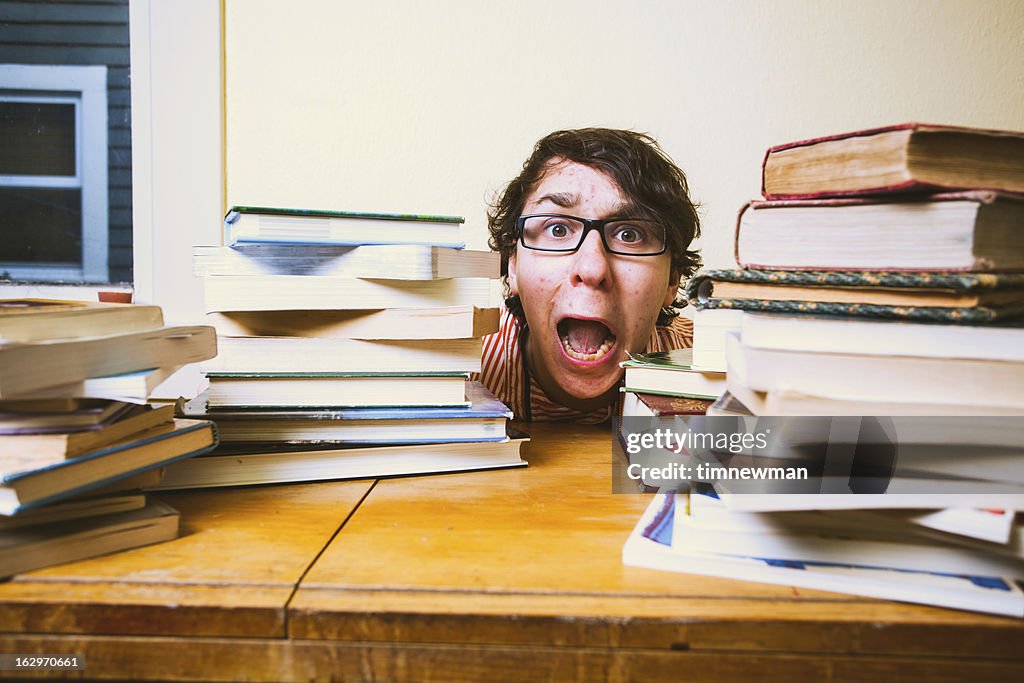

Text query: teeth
(561, 334), (615, 361)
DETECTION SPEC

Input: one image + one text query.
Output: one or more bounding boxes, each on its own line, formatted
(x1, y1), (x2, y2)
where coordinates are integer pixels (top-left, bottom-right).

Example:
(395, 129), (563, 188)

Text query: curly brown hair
(487, 128), (701, 326)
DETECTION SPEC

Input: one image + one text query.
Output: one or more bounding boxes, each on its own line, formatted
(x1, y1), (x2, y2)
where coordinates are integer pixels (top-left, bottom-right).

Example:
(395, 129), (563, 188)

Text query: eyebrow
(529, 193), (639, 217)
(533, 192), (579, 209)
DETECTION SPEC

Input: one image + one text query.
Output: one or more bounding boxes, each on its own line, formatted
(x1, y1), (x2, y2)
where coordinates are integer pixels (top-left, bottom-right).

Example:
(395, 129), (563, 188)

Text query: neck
(523, 328), (619, 413)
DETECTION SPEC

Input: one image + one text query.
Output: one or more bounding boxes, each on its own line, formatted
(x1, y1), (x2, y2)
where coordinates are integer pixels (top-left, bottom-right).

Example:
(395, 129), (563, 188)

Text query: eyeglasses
(516, 214), (666, 256)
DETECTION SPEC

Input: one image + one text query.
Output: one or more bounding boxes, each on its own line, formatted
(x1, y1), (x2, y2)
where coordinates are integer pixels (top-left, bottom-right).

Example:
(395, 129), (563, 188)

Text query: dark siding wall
(0, 0), (132, 283)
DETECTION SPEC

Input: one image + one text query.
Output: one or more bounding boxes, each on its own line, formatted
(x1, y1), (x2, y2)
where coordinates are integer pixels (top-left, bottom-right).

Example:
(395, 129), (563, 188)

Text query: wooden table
(1, 423), (1022, 681)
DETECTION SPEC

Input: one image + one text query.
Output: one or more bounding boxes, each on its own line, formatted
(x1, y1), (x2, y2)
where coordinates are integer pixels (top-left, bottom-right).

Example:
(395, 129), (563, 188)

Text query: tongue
(564, 320), (611, 354)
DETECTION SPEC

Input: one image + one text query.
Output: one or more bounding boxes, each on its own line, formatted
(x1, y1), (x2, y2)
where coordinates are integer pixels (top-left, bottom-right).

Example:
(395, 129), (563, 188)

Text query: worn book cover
(734, 191), (1024, 272)
(687, 269), (1024, 323)
(761, 122), (1024, 200)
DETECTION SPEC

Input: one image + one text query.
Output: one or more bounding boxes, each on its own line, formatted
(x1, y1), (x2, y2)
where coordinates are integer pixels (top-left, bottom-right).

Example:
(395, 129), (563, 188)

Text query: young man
(480, 128), (702, 422)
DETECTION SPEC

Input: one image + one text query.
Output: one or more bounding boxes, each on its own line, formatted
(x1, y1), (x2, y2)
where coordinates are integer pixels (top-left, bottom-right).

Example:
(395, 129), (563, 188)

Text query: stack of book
(620, 348), (724, 418)
(0, 299), (218, 577)
(684, 122), (1024, 416)
(164, 206), (526, 489)
(625, 489), (1024, 617)
(622, 122), (1024, 616)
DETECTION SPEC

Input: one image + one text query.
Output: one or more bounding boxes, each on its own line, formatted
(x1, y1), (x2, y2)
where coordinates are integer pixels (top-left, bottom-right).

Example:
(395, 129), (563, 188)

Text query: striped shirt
(476, 308), (693, 424)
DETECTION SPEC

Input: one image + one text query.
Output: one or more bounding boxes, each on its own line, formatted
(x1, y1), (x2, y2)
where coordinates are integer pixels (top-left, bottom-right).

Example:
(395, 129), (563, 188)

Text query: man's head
(487, 128), (701, 410)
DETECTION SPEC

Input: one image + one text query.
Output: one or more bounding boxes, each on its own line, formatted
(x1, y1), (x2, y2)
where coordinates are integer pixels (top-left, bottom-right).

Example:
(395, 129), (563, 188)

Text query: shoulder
(647, 315), (693, 353)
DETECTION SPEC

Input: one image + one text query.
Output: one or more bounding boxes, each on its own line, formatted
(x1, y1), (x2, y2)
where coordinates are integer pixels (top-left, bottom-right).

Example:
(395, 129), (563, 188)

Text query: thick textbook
(0, 325), (217, 399)
(224, 206), (465, 248)
(735, 192), (1024, 271)
(0, 418), (217, 514)
(619, 348), (726, 399)
(739, 312), (1024, 362)
(205, 336), (482, 374)
(687, 269), (1024, 323)
(622, 493), (1024, 617)
(207, 306), (499, 340)
(0, 498), (179, 578)
(725, 333), (1024, 410)
(184, 381), (510, 442)
(761, 122), (1024, 199)
(0, 299), (163, 344)
(203, 275), (493, 313)
(204, 372), (469, 409)
(0, 492), (145, 530)
(621, 391), (713, 417)
(0, 404), (175, 464)
(153, 437), (528, 490)
(194, 244), (498, 279)
(0, 399), (131, 433)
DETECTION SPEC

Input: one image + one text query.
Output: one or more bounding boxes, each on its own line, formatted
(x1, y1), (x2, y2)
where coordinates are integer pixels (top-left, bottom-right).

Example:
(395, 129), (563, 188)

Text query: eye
(543, 218), (575, 239)
(611, 223), (647, 244)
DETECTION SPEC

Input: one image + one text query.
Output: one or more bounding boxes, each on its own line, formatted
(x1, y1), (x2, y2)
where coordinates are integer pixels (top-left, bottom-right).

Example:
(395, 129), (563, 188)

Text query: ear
(507, 250), (520, 295)
(661, 269), (680, 308)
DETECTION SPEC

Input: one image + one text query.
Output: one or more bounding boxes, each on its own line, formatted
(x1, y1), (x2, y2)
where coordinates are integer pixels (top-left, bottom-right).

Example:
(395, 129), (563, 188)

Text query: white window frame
(0, 64), (109, 283)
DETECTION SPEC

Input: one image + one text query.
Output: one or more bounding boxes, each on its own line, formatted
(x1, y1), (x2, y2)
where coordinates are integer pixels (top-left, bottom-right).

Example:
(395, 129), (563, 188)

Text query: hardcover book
(621, 391), (713, 417)
(184, 381), (510, 442)
(725, 333), (1024, 411)
(0, 492), (146, 531)
(204, 336), (482, 374)
(153, 436), (528, 490)
(0, 418), (217, 515)
(206, 306), (499, 340)
(734, 192), (1024, 272)
(0, 299), (163, 344)
(0, 399), (132, 433)
(0, 404), (175, 464)
(0, 325), (217, 399)
(193, 244), (498, 279)
(0, 498), (179, 578)
(761, 122), (1024, 200)
(203, 372), (470, 409)
(202, 275), (493, 313)
(738, 312), (1024, 362)
(687, 269), (1024, 324)
(619, 348), (726, 400)
(224, 206), (465, 248)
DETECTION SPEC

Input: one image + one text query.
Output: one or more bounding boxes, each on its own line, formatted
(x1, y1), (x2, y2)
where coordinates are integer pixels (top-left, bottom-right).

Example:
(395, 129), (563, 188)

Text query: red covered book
(761, 123), (1024, 200)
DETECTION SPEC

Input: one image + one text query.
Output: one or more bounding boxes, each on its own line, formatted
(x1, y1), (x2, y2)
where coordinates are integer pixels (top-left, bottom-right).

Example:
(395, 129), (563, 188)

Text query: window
(0, 64), (108, 282)
(0, 0), (132, 286)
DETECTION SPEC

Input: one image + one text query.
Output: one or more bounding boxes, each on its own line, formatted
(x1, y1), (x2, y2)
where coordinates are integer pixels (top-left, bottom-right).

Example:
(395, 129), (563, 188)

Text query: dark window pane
(0, 187), (81, 263)
(0, 101), (76, 176)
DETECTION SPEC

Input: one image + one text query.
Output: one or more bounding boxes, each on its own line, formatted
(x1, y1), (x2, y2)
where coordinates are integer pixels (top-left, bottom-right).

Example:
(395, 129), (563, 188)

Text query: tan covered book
(762, 122), (1024, 199)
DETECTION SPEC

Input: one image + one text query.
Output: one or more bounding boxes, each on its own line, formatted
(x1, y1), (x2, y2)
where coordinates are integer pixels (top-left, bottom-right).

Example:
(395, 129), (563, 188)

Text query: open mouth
(557, 318), (617, 362)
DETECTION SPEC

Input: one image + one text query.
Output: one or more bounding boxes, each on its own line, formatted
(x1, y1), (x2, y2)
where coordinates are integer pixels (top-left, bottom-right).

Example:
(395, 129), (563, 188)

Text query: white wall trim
(129, 0), (223, 322)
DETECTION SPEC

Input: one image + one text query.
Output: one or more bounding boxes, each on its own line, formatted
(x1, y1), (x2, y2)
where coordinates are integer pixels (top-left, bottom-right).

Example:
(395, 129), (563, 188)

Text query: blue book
(1, 419), (218, 515)
(224, 206), (466, 248)
(181, 381), (511, 444)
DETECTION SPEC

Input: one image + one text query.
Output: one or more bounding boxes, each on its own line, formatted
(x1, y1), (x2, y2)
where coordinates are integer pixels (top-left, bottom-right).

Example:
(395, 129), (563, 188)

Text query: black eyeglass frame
(515, 213), (668, 256)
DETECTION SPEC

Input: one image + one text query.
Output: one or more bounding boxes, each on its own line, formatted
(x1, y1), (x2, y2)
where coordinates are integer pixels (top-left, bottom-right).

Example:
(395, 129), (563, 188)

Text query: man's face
(508, 159), (677, 409)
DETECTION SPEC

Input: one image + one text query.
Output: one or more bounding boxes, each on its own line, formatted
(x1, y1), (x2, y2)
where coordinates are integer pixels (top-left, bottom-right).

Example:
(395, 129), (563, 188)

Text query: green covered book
(687, 269), (1024, 323)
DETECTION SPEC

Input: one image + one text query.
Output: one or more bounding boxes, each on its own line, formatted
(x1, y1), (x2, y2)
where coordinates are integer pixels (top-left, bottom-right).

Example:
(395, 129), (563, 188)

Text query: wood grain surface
(1, 423), (1022, 681)
(0, 480), (371, 638)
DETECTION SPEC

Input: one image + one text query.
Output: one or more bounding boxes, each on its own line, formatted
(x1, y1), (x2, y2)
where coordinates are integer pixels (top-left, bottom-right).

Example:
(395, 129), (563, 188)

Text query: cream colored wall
(224, 0), (1024, 269)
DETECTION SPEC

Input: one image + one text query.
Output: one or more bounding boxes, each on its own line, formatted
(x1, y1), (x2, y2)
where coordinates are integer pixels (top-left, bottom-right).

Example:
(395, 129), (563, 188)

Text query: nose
(569, 229), (612, 290)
